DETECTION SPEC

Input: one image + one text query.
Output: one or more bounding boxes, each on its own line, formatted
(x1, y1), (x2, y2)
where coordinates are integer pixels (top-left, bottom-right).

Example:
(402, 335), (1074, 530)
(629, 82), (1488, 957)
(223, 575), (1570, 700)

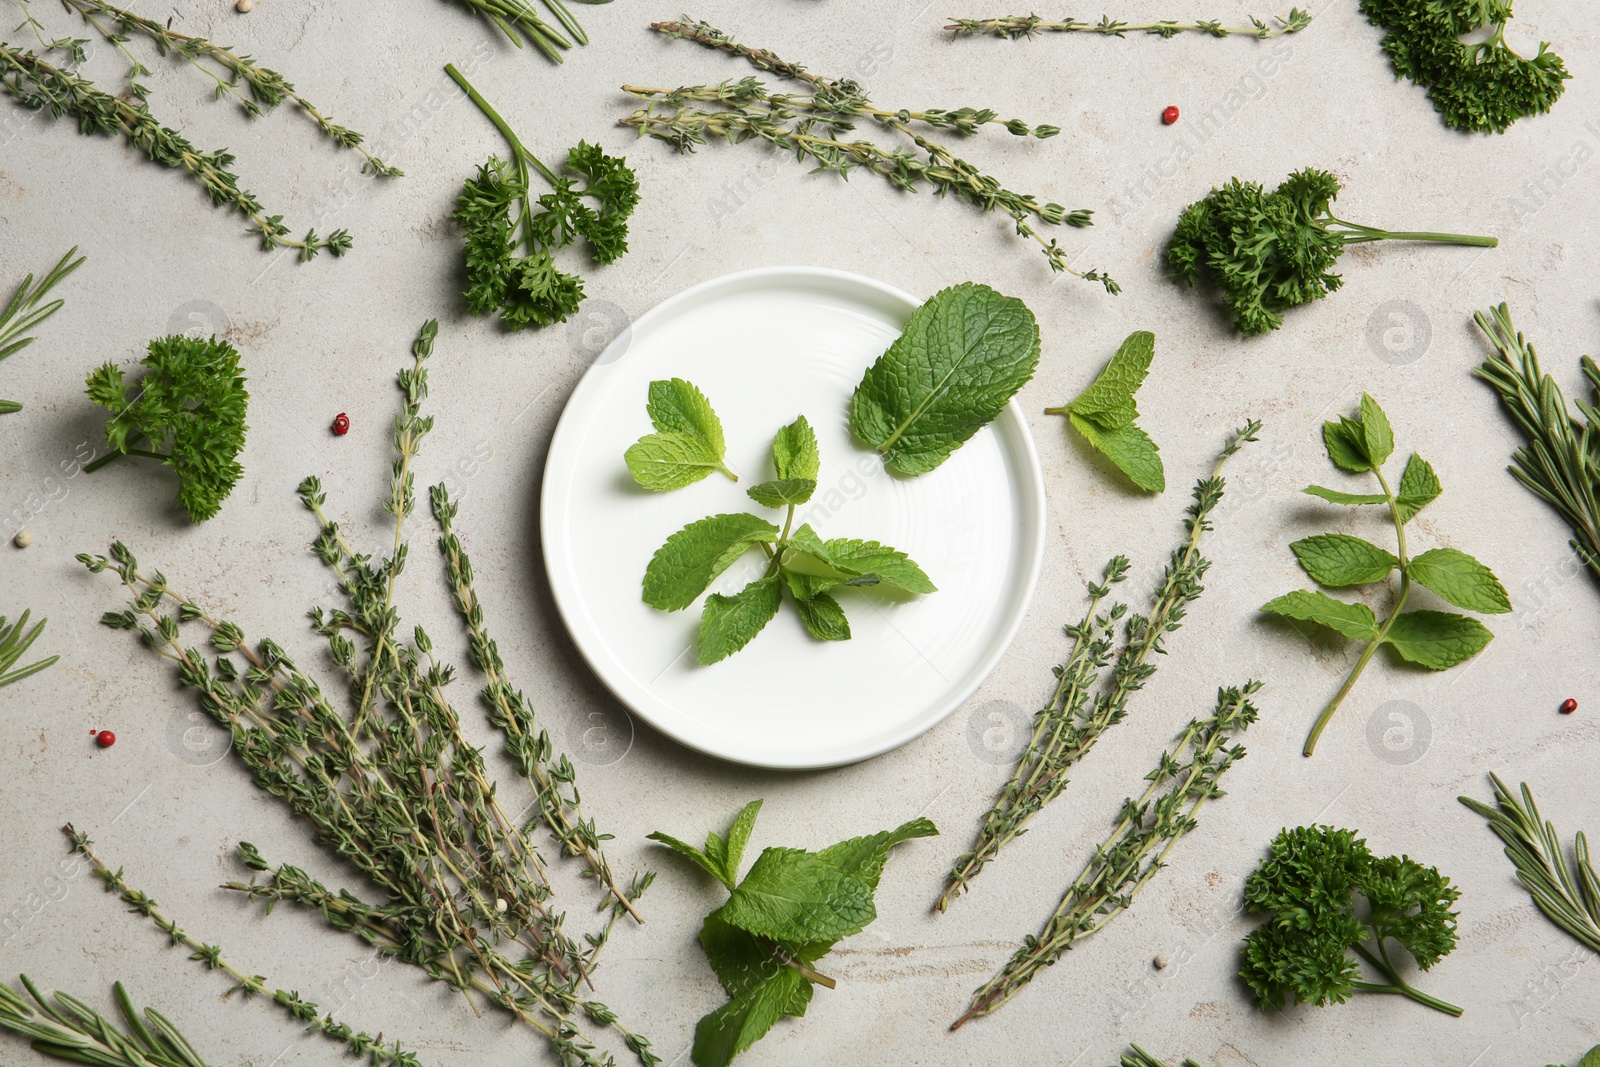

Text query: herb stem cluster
(946, 10), (1311, 39)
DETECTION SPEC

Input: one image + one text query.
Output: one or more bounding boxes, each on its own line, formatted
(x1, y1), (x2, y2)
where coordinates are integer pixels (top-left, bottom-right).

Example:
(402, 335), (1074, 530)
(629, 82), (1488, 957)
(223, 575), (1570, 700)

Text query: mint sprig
(640, 410), (935, 664)
(1262, 394), (1510, 756)
(1046, 329), (1164, 491)
(626, 378), (738, 490)
(649, 800), (937, 1067)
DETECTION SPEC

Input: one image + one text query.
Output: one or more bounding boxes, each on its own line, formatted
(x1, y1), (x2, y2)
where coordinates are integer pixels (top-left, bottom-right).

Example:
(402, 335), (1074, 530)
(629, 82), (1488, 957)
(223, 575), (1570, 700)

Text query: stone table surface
(2, 2), (1597, 1066)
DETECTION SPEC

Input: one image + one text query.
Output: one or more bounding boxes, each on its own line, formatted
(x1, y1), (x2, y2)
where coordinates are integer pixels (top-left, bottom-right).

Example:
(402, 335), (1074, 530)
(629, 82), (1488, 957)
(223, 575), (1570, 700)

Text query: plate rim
(540, 265), (1047, 769)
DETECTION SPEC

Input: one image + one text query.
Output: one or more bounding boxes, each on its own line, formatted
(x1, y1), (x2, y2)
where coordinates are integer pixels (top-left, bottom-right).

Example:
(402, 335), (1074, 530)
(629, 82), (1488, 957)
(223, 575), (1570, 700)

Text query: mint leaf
(1290, 534), (1400, 587)
(1577, 1046), (1600, 1067)
(793, 592), (851, 641)
(820, 538), (936, 594)
(1065, 330), (1154, 428)
(1359, 393), (1394, 467)
(1262, 590), (1380, 641)
(772, 415), (820, 482)
(650, 378), (726, 447)
(1322, 417), (1372, 473)
(699, 575), (783, 665)
(815, 817), (939, 892)
(1384, 610), (1493, 669)
(627, 378), (734, 489)
(1303, 485), (1389, 507)
(716, 847), (875, 943)
(1395, 453), (1441, 524)
(1068, 413), (1164, 492)
(747, 478), (816, 508)
(643, 513), (779, 611)
(849, 282), (1040, 476)
(691, 968), (809, 1067)
(699, 912), (825, 1003)
(1406, 548), (1511, 614)
(646, 831), (727, 886)
(721, 799), (764, 888)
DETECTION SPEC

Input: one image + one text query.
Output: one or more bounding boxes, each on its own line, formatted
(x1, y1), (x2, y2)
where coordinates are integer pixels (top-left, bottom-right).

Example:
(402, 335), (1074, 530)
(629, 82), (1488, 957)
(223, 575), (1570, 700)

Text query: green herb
(80, 323), (655, 1067)
(1, 247), (84, 415)
(1167, 167), (1496, 335)
(626, 379), (738, 489)
(83, 335), (249, 523)
(1359, 0), (1569, 133)
(620, 19), (1116, 291)
(955, 681), (1261, 1027)
(649, 800), (937, 1067)
(447, 64), (638, 330)
(946, 9), (1311, 39)
(1459, 774), (1600, 956)
(447, 0), (602, 62)
(1114, 1049), (1202, 1067)
(850, 283), (1040, 477)
(1045, 330), (1164, 492)
(1240, 825), (1463, 1017)
(643, 412), (933, 663)
(1472, 303), (1600, 590)
(1262, 394), (1509, 756)
(1, 975), (216, 1067)
(0, 611), (58, 688)
(939, 419), (1257, 912)
(1549, 1048), (1600, 1067)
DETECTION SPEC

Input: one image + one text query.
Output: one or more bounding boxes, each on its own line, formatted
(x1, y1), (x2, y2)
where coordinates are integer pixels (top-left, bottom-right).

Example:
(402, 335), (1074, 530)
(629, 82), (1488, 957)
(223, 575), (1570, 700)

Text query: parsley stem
(1328, 216), (1498, 248)
(445, 64), (557, 185)
(1349, 942), (1463, 1016)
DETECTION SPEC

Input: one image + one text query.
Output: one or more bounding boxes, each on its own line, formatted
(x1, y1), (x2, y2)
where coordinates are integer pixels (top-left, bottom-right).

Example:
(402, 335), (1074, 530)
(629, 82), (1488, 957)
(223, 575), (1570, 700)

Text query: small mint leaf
(772, 415), (820, 482)
(1290, 534), (1399, 587)
(1406, 547), (1511, 614)
(690, 968), (809, 1067)
(793, 591), (851, 642)
(643, 513), (779, 611)
(1261, 590), (1380, 641)
(747, 478), (817, 508)
(1068, 412), (1164, 492)
(1384, 610), (1493, 670)
(1065, 330), (1154, 427)
(698, 575), (783, 665)
(1395, 454), (1441, 524)
(1359, 393), (1394, 468)
(626, 432), (725, 491)
(1303, 485), (1388, 507)
(1322, 417), (1372, 473)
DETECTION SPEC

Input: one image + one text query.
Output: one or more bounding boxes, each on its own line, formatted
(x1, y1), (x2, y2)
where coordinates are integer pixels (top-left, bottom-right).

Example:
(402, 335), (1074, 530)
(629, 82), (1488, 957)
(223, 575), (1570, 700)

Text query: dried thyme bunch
(79, 323), (655, 1067)
(1, 974), (217, 1067)
(620, 18), (1116, 292)
(946, 9), (1311, 39)
(954, 680), (1261, 1026)
(938, 420), (1260, 911)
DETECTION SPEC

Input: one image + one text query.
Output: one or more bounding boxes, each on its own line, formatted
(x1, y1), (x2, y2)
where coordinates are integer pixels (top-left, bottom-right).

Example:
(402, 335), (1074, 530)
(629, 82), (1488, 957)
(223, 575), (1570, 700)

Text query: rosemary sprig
(0, 246), (83, 416)
(946, 9), (1312, 39)
(79, 323), (655, 1067)
(1119, 1049), (1202, 1067)
(0, 610), (58, 687)
(954, 680), (1262, 1027)
(446, 0), (600, 62)
(1473, 303), (1600, 590)
(1460, 774), (1600, 955)
(62, 827), (425, 1066)
(620, 18), (1115, 291)
(1, 975), (213, 1067)
(938, 420), (1260, 911)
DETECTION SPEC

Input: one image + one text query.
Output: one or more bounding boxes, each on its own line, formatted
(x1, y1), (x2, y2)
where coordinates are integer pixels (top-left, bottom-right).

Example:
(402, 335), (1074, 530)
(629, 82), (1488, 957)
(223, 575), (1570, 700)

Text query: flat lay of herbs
(2, 5), (1597, 1067)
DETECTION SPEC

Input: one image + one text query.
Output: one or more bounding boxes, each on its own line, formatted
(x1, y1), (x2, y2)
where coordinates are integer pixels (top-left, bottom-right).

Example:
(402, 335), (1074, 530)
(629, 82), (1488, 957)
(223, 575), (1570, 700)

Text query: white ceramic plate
(541, 267), (1046, 769)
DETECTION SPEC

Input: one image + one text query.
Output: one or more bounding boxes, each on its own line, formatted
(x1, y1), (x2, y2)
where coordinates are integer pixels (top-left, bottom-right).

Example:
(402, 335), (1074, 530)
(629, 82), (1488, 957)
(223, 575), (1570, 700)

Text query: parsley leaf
(84, 335), (248, 523)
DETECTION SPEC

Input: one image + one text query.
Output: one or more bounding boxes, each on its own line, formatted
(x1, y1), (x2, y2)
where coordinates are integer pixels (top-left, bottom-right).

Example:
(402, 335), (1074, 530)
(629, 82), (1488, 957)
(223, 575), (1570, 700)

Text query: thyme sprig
(0, 246), (83, 416)
(938, 420), (1260, 911)
(1473, 304), (1600, 591)
(954, 680), (1262, 1027)
(79, 323), (655, 1067)
(946, 9), (1312, 39)
(63, 827), (425, 1066)
(1, 974), (215, 1067)
(620, 18), (1114, 291)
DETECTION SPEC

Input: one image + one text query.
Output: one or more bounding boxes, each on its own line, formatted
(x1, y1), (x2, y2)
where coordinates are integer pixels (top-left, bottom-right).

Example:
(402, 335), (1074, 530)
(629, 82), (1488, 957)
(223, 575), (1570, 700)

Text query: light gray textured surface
(2, 1), (1597, 1065)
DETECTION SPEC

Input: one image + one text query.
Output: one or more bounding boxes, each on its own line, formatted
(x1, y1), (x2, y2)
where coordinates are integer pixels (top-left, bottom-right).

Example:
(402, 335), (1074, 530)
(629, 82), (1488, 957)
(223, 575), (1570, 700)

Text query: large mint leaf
(699, 912), (828, 1004)
(717, 847), (875, 943)
(1066, 330), (1154, 428)
(643, 513), (779, 611)
(699, 575), (783, 665)
(815, 817), (939, 893)
(772, 415), (820, 482)
(1407, 548), (1511, 614)
(1262, 590), (1380, 641)
(1394, 454), (1442, 524)
(1290, 534), (1399, 587)
(691, 968), (809, 1067)
(1068, 413), (1164, 492)
(1384, 610), (1493, 669)
(849, 282), (1040, 476)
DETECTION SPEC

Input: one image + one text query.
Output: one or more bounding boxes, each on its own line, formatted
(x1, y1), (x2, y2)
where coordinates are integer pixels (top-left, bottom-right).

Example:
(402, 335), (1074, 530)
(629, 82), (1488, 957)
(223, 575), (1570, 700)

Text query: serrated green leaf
(1290, 534), (1399, 587)
(792, 592), (851, 642)
(1322, 417), (1372, 473)
(747, 478), (816, 508)
(772, 415), (819, 482)
(849, 282), (1040, 476)
(649, 378), (726, 446)
(1384, 610), (1493, 669)
(1303, 485), (1389, 507)
(699, 575), (783, 665)
(1068, 413), (1165, 492)
(643, 513), (780, 611)
(626, 432), (727, 491)
(690, 968), (809, 1067)
(699, 912), (825, 1003)
(1066, 330), (1154, 428)
(815, 817), (939, 893)
(1262, 590), (1380, 641)
(1576, 1045), (1600, 1067)
(820, 538), (936, 594)
(1359, 394), (1394, 467)
(1395, 453), (1441, 524)
(723, 799), (764, 885)
(1406, 548), (1511, 614)
(646, 831), (726, 885)
(717, 847), (875, 943)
